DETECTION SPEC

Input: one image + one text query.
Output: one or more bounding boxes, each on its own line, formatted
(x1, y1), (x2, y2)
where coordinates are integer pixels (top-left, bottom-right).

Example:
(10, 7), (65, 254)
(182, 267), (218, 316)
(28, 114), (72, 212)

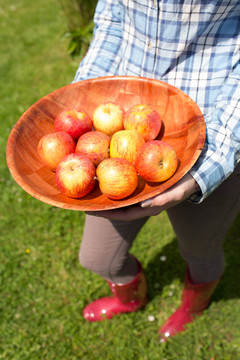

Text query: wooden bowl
(6, 76), (205, 211)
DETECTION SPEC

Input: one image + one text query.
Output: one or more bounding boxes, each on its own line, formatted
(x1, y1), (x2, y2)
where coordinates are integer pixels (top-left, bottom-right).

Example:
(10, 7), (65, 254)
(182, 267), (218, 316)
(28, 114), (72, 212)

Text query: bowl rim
(6, 75), (206, 211)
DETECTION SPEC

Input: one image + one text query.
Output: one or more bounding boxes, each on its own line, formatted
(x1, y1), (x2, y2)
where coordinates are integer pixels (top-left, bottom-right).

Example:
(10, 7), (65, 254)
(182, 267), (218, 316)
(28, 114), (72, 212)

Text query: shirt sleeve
(189, 62), (240, 203)
(73, 0), (123, 82)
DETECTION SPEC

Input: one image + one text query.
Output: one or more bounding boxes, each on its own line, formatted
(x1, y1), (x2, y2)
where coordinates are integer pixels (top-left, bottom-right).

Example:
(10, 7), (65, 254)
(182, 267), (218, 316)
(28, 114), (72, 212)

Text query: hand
(85, 173), (200, 221)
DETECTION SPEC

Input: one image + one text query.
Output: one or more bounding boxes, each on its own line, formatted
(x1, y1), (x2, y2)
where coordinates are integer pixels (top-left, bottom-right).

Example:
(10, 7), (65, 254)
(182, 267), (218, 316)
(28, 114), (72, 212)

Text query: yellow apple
(92, 102), (124, 136)
(110, 129), (145, 165)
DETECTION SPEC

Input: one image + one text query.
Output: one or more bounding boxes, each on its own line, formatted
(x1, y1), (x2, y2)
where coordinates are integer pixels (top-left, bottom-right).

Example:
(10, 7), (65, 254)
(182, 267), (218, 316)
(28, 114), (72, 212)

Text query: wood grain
(6, 76), (206, 211)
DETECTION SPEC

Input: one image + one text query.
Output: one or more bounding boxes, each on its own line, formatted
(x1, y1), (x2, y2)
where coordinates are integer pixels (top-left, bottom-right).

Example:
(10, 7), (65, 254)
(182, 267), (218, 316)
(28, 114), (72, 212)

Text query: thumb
(140, 198), (153, 208)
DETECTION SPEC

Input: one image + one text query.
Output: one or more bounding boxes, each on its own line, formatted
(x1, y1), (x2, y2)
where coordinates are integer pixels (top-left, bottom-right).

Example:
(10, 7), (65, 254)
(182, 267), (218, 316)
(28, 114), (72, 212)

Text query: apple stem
(142, 104), (150, 111)
(158, 160), (164, 169)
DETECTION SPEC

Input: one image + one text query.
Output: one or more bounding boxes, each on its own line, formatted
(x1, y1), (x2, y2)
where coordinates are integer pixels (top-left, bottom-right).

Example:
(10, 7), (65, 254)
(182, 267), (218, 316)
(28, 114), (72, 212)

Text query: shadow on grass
(145, 238), (184, 300)
(217, 212), (240, 301)
(145, 213), (240, 303)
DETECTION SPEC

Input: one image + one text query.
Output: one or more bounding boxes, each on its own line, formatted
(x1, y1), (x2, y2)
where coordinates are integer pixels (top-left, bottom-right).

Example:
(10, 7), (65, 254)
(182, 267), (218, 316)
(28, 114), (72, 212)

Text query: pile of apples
(37, 102), (178, 200)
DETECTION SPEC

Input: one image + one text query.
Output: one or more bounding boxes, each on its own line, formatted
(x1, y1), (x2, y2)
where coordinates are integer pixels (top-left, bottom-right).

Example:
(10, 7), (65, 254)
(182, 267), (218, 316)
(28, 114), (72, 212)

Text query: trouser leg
(159, 164), (240, 341)
(79, 214), (148, 283)
(167, 163), (240, 283)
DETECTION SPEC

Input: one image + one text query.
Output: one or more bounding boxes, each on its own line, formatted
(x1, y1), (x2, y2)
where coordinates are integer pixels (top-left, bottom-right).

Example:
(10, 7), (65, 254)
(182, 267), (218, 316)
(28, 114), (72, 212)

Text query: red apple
(92, 102), (124, 137)
(135, 140), (178, 182)
(55, 153), (96, 198)
(123, 104), (162, 142)
(110, 129), (145, 165)
(76, 131), (110, 166)
(37, 131), (75, 171)
(96, 158), (138, 200)
(54, 109), (92, 141)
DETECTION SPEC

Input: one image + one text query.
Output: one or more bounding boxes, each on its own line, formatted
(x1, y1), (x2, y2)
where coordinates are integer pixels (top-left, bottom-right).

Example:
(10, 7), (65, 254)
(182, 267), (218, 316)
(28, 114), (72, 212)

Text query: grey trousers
(79, 163), (240, 284)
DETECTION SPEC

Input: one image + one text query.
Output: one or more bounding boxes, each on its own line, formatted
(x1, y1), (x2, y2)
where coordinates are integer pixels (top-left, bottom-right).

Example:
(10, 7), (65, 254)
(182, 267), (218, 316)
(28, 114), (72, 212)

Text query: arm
(73, 0), (123, 82)
(87, 65), (240, 221)
(189, 62), (240, 203)
(78, 3), (240, 220)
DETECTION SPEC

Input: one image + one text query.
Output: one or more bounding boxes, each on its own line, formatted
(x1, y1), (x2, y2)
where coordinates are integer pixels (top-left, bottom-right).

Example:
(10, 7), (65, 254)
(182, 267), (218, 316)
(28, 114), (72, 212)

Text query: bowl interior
(6, 76), (205, 210)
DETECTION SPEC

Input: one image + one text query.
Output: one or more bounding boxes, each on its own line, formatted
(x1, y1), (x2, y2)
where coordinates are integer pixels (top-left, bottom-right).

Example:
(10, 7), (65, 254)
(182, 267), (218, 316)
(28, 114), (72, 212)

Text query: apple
(37, 131), (76, 171)
(96, 158), (138, 200)
(110, 129), (145, 165)
(92, 102), (124, 137)
(55, 153), (96, 198)
(135, 140), (178, 182)
(54, 109), (92, 141)
(123, 104), (162, 142)
(76, 131), (110, 166)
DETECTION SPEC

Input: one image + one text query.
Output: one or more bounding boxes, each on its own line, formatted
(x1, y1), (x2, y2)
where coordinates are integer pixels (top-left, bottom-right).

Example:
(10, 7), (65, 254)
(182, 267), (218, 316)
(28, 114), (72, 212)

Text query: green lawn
(1, 1), (240, 359)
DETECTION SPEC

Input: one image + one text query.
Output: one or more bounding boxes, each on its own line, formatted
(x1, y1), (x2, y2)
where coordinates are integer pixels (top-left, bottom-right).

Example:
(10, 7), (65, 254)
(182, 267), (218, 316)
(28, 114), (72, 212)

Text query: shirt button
(148, 42), (153, 50)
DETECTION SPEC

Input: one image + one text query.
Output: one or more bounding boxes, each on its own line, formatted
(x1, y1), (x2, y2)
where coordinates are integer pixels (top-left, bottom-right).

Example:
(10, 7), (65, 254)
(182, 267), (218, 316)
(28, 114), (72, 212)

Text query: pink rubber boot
(83, 261), (148, 322)
(159, 268), (220, 342)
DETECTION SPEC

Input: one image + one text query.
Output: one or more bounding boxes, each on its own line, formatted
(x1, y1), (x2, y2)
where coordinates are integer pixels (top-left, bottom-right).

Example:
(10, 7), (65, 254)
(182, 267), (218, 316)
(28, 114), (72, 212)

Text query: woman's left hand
(85, 173), (200, 221)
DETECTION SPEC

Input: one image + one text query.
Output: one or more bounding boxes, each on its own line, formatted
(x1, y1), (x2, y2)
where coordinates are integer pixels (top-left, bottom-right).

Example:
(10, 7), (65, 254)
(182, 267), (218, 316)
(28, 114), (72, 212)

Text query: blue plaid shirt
(74, 0), (240, 202)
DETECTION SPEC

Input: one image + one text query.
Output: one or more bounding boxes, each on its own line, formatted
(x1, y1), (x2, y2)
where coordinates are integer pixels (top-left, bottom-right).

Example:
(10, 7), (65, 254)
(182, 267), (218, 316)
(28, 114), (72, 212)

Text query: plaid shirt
(74, 0), (240, 202)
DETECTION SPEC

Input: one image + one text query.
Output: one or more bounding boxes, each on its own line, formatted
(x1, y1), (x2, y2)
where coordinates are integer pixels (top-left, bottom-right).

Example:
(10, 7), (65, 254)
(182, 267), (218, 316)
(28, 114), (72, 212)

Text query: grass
(1, 0), (240, 359)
